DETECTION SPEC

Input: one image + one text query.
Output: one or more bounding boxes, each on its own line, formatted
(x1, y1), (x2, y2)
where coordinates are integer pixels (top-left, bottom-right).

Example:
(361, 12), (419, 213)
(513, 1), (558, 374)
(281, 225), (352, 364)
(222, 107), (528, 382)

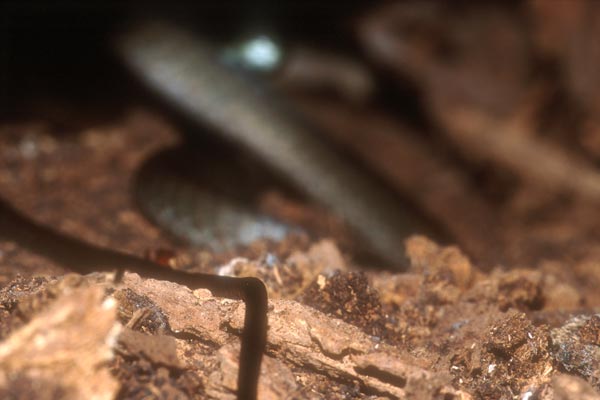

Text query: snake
(116, 21), (427, 268)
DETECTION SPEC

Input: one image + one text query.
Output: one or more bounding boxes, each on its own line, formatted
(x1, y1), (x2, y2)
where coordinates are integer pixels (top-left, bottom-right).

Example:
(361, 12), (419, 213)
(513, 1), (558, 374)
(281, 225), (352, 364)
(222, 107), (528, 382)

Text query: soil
(0, 110), (597, 399)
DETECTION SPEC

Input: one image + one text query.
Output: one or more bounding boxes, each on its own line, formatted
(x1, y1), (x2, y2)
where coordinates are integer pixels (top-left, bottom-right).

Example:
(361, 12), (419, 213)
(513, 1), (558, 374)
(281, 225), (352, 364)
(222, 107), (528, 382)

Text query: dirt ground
(1, 1), (600, 399)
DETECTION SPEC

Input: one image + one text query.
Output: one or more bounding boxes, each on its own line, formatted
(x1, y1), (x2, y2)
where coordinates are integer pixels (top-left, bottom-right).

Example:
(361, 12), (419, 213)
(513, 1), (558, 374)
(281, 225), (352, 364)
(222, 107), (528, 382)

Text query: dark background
(0, 1), (370, 116)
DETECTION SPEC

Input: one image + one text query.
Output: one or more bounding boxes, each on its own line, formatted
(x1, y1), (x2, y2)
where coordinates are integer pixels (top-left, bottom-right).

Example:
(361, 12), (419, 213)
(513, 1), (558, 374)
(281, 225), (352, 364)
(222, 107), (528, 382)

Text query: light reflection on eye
(241, 36), (281, 71)
(221, 34), (282, 73)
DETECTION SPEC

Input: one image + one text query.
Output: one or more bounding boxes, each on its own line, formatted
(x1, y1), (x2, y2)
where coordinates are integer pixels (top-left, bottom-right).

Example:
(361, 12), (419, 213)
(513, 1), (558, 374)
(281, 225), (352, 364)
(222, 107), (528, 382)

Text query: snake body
(117, 22), (424, 267)
(134, 146), (300, 252)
